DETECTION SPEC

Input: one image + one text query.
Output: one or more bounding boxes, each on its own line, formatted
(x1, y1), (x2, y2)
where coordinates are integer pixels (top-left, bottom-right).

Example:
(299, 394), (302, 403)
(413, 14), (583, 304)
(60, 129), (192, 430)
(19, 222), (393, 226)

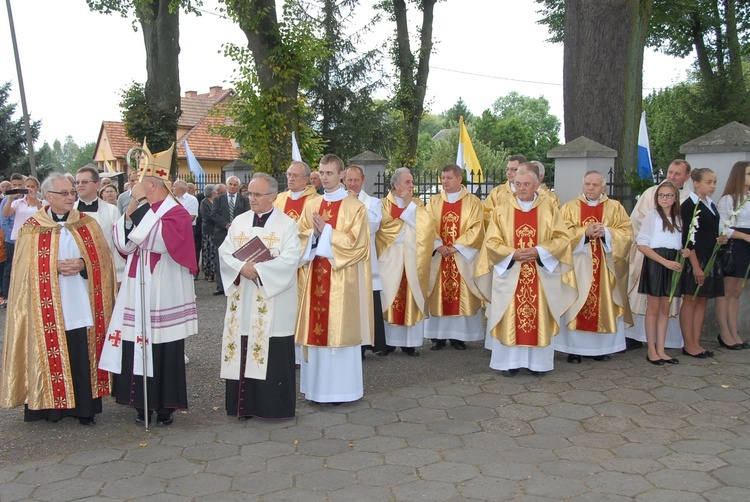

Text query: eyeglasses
(75, 179), (94, 185)
(47, 190), (77, 197)
(249, 192), (273, 198)
(657, 193), (676, 199)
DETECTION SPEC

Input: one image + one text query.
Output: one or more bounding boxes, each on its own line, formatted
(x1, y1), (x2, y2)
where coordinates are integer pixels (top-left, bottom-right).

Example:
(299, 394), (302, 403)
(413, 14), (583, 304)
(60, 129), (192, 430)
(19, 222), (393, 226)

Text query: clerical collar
(584, 194), (603, 206)
(290, 189), (306, 200)
(516, 194), (537, 212)
(51, 211), (69, 222)
(253, 208), (273, 227)
(77, 198), (98, 212)
(322, 186), (347, 202)
(445, 190), (461, 203)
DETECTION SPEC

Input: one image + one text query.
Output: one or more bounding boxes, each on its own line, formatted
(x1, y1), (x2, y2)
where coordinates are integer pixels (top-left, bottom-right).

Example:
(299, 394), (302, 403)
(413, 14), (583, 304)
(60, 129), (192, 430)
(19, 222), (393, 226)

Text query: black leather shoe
(156, 412), (174, 426)
(402, 348), (420, 357)
(663, 357), (679, 365)
(592, 355), (611, 361)
(213, 290), (224, 296)
(567, 354), (582, 364)
(450, 340), (467, 350)
(646, 356), (664, 365)
(502, 369), (519, 377)
(529, 370), (546, 377)
(430, 340), (446, 351)
(682, 348), (709, 359)
(742, 342), (750, 349)
(78, 417), (96, 426)
(718, 334), (743, 350)
(134, 410), (152, 425)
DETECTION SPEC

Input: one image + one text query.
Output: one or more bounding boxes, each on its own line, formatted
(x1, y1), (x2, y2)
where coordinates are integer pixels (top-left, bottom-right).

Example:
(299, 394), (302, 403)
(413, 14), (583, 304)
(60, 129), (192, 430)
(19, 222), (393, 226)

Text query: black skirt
(726, 228), (750, 278)
(639, 248), (682, 298)
(682, 256), (725, 298)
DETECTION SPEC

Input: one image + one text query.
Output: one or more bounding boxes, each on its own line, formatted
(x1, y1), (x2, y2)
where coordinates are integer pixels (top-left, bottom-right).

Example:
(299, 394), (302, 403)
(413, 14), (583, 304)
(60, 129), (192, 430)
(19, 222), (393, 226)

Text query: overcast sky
(1, 0), (694, 147)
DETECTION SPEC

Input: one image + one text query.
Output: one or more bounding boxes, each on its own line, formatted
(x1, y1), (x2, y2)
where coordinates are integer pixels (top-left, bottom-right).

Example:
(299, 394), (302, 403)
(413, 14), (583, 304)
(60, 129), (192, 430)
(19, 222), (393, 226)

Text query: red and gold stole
(513, 208), (541, 346)
(284, 196), (307, 221)
(439, 199), (462, 315)
(307, 199), (342, 346)
(389, 203), (409, 325)
(572, 202), (604, 332)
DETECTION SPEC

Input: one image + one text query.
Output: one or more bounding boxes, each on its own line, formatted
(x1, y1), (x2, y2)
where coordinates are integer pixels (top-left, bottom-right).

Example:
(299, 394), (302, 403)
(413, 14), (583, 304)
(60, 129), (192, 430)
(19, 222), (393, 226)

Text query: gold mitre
(137, 138), (174, 183)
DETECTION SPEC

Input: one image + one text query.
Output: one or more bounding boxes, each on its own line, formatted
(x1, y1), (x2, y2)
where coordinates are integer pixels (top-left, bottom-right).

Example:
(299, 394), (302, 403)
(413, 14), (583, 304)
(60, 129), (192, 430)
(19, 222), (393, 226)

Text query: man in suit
(117, 171), (139, 215)
(211, 176), (249, 295)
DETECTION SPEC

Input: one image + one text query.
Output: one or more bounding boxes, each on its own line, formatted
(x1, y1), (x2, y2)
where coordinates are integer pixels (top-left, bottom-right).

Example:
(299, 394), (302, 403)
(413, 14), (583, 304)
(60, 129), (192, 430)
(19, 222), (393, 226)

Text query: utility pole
(5, 0), (37, 177)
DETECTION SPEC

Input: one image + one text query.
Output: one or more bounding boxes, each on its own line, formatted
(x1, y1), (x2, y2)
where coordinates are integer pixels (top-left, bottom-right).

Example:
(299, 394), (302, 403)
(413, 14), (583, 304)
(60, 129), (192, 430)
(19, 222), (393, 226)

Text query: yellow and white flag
(455, 116), (483, 183)
(99, 146), (115, 173)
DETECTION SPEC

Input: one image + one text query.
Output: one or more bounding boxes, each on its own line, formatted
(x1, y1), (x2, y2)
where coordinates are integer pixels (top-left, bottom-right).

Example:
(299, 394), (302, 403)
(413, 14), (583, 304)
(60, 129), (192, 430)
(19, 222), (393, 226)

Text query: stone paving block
(641, 400), (695, 418)
(101, 475), (166, 498)
(461, 431), (516, 451)
(481, 417), (534, 437)
(604, 387), (657, 405)
(326, 450), (383, 471)
(369, 394), (419, 411)
(649, 387), (704, 404)
(266, 453), (324, 474)
(512, 391), (560, 407)
(497, 446), (558, 464)
(324, 422), (376, 440)
(568, 495), (632, 502)
(704, 374), (750, 390)
(418, 394), (467, 410)
(718, 448), (750, 466)
(81, 459), (145, 480)
(0, 468), (17, 484)
(568, 377), (617, 392)
(712, 464), (750, 487)
(384, 447), (441, 468)
(523, 474), (587, 498)
(192, 491), (257, 502)
(160, 431), (216, 447)
(395, 480), (460, 501)
(295, 467), (356, 491)
(495, 404), (547, 421)
(262, 488), (327, 501)
(545, 402), (598, 420)
(62, 448), (124, 466)
(76, 497), (124, 502)
(295, 438), (352, 457)
(622, 427), (681, 445)
(657, 374), (710, 390)
(405, 432), (463, 451)
(687, 413), (743, 429)
(145, 457), (203, 479)
(427, 419), (482, 435)
(436, 383), (482, 397)
(32, 478), (104, 502)
(715, 362), (749, 376)
(646, 468), (721, 492)
(559, 389), (609, 405)
(268, 425), (323, 444)
(458, 476), (521, 501)
(530, 416), (583, 436)
(671, 439), (733, 456)
(356, 464), (418, 486)
(167, 472), (231, 497)
(599, 457), (664, 475)
(481, 460), (541, 480)
(658, 452), (728, 471)
(673, 426), (738, 442)
(538, 459), (599, 478)
(582, 416), (636, 435)
(480, 381), (526, 396)
(241, 440), (296, 459)
(630, 414), (688, 430)
(392, 386), (436, 399)
(567, 432), (627, 449)
(583, 471), (653, 496)
(667, 363), (715, 377)
(16, 463), (82, 485)
(123, 444), (183, 463)
(231, 470), (293, 495)
(609, 442), (672, 459)
(418, 461), (480, 482)
(635, 490), (713, 502)
(322, 399), (372, 414)
(691, 400), (748, 417)
(443, 446), (507, 466)
(351, 435), (408, 453)
(183, 442), (238, 461)
(555, 445), (615, 462)
(592, 401), (646, 419)
(614, 376), (662, 390)
(524, 380), (575, 394)
(696, 386), (749, 402)
(0, 482), (35, 502)
(294, 411), (347, 429)
(464, 392), (514, 408)
(397, 406), (448, 424)
(376, 421), (429, 438)
(328, 484), (393, 502)
(447, 405), (496, 422)
(704, 486), (750, 502)
(514, 434), (572, 450)
(206, 454), (265, 476)
(347, 408), (399, 426)
(215, 426), (271, 446)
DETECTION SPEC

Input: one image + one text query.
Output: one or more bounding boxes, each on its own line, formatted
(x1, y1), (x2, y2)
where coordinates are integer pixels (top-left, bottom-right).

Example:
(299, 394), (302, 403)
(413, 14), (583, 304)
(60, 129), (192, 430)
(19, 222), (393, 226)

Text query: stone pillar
(680, 122), (750, 337)
(547, 137), (617, 205)
(222, 160), (254, 185)
(349, 151), (388, 197)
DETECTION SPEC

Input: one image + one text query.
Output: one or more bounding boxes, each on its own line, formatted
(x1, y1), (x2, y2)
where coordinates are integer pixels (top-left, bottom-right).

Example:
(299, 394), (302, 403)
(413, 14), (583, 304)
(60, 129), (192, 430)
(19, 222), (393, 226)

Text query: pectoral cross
(263, 232), (280, 249)
(235, 231), (250, 247)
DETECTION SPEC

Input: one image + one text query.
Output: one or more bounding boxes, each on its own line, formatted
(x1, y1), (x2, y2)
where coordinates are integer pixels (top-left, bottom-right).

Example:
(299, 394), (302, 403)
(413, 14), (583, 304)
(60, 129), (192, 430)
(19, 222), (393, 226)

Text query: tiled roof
(179, 87), (234, 128)
(99, 121), (139, 158)
(177, 111), (238, 161)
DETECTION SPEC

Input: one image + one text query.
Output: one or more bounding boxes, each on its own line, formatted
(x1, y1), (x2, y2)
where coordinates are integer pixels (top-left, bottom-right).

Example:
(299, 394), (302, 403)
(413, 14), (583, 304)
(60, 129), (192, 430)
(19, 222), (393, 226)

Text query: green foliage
(34, 137), (96, 175)
(418, 113), (444, 137)
(421, 129), (508, 176)
(119, 82), (178, 150)
(0, 82), (40, 178)
(441, 97), (473, 127)
(86, 0), (202, 28)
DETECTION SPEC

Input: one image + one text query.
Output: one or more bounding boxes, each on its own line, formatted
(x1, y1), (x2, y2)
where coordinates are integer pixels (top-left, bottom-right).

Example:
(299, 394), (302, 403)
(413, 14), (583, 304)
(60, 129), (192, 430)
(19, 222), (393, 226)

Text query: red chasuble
(307, 200), (342, 346)
(439, 199), (462, 315)
(389, 204), (408, 326)
(573, 202), (605, 332)
(513, 208), (541, 346)
(284, 197), (308, 221)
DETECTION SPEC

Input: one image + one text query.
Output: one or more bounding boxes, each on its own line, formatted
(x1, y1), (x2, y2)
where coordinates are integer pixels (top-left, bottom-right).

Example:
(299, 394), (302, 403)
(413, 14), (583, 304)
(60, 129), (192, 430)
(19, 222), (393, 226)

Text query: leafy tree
(418, 113), (444, 137)
(220, 0), (326, 172)
(88, 0), (200, 175)
(0, 82), (40, 178)
(119, 82), (176, 152)
(378, 0), (439, 167)
(421, 129), (508, 176)
(441, 97), (473, 127)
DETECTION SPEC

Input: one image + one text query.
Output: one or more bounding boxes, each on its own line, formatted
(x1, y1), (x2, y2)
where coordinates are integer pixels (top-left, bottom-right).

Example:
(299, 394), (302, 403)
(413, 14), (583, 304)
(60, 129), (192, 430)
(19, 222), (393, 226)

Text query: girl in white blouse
(715, 161), (750, 350)
(636, 182), (686, 365)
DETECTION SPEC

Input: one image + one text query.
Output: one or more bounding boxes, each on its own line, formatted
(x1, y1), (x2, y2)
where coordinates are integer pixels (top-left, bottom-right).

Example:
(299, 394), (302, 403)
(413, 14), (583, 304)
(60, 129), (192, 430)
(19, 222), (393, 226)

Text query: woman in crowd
(199, 184), (218, 281)
(99, 185), (119, 207)
(636, 181), (685, 365)
(239, 183), (249, 198)
(716, 160), (750, 350)
(2, 176), (45, 241)
(680, 168), (724, 358)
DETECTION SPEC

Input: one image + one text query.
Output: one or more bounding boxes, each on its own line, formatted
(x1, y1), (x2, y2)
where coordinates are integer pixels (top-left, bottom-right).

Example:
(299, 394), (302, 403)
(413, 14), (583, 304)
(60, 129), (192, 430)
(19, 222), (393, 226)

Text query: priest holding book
(218, 173), (301, 420)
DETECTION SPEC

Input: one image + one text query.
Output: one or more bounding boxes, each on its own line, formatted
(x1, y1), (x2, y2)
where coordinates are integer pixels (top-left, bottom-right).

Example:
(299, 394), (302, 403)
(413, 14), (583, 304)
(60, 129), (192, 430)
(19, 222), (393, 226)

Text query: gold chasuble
(1, 210), (116, 409)
(274, 186), (320, 222)
(561, 195), (633, 332)
(296, 195), (373, 348)
(376, 194), (436, 327)
(482, 182), (559, 225)
(475, 196), (576, 347)
(427, 188), (484, 317)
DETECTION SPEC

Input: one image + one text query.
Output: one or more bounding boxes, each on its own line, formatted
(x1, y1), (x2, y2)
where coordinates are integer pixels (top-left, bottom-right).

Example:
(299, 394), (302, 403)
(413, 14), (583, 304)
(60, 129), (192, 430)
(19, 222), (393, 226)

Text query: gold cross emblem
(235, 231), (250, 247)
(263, 232), (280, 249)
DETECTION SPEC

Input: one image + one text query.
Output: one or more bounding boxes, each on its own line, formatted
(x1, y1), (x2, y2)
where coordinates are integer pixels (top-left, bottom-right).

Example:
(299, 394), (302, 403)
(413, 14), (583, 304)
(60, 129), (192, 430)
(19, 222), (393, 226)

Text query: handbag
(718, 240), (734, 274)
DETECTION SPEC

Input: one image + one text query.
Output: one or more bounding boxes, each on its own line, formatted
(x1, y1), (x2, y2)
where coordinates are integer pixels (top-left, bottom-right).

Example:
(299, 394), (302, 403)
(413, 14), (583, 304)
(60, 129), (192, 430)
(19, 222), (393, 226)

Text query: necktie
(229, 195), (235, 221)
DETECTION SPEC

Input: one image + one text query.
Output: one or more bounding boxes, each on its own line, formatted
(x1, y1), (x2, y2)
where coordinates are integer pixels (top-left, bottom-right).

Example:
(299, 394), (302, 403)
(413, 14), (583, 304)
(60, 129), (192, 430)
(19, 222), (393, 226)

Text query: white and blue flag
(637, 111), (654, 181)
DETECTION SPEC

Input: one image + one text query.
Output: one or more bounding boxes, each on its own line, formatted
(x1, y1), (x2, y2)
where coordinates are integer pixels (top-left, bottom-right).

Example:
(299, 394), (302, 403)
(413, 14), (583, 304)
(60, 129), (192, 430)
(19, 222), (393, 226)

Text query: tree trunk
(563, 0), (652, 188)
(137, 0), (181, 176)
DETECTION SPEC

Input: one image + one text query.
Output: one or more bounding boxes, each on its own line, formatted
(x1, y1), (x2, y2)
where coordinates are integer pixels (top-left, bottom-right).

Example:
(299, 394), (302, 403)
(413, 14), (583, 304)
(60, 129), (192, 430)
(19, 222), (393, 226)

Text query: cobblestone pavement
(1, 280), (749, 501)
